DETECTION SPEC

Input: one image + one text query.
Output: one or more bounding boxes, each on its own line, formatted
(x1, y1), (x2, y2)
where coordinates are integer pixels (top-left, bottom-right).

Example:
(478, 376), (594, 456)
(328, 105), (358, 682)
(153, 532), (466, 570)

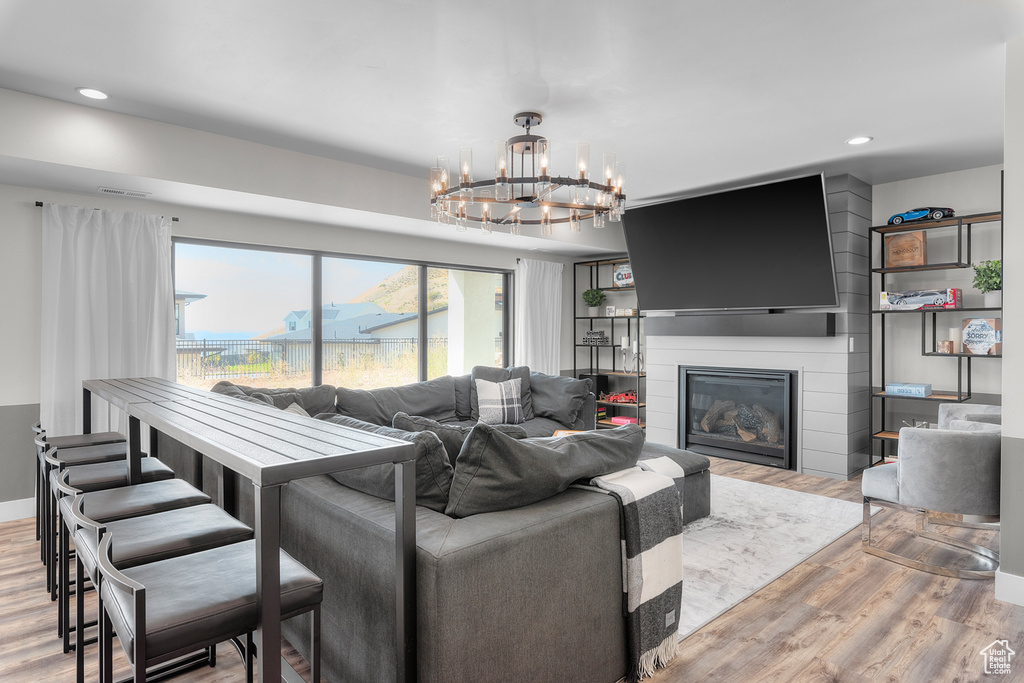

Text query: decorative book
(609, 416), (639, 425)
(885, 383), (932, 398)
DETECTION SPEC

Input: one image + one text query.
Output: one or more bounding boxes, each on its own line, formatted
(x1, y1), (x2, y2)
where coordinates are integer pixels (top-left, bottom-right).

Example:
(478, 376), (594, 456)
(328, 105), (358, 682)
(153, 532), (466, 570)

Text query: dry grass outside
(177, 343), (458, 391)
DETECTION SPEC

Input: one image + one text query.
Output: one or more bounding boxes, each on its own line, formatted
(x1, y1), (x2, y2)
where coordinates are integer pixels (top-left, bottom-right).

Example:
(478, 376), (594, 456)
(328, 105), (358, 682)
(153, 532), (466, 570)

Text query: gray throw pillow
(948, 419), (1001, 434)
(335, 375), (457, 425)
(316, 413), (453, 513)
(283, 402), (310, 418)
(529, 372), (592, 428)
(445, 423), (645, 518)
(475, 377), (525, 425)
(392, 412), (528, 465)
(470, 366), (534, 421)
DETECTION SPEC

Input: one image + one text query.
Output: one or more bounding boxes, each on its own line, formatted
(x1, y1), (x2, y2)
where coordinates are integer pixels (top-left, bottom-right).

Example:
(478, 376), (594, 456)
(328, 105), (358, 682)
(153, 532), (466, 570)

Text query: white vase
(587, 306), (600, 316)
(984, 290), (1002, 308)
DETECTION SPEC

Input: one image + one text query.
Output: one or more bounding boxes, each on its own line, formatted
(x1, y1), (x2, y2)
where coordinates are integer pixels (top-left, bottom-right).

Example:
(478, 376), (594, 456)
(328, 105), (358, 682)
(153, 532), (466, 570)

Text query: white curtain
(40, 204), (175, 436)
(514, 258), (563, 375)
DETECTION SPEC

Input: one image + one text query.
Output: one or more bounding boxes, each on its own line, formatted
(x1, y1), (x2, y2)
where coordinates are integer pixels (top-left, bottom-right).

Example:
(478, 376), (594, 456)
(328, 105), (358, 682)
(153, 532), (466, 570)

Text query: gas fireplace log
(700, 399), (735, 433)
(753, 404), (781, 444)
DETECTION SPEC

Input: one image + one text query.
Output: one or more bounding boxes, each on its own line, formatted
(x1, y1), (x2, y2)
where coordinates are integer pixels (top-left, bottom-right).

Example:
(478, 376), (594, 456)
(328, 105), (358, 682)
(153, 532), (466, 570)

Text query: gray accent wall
(644, 174), (871, 480)
(0, 403), (39, 504)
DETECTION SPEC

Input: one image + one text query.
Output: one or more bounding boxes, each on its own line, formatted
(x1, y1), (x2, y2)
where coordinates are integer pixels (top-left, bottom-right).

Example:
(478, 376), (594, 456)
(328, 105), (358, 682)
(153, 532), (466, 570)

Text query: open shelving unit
(869, 209), (1003, 459)
(573, 257), (645, 429)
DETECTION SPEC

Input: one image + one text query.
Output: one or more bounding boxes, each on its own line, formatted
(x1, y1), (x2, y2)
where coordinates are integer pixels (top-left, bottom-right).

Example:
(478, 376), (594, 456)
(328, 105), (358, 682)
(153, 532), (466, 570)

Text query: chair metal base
(862, 497), (999, 580)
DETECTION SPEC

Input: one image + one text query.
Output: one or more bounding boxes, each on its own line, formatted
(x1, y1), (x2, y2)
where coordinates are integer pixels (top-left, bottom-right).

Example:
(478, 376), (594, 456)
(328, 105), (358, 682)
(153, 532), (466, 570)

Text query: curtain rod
(35, 201), (179, 222)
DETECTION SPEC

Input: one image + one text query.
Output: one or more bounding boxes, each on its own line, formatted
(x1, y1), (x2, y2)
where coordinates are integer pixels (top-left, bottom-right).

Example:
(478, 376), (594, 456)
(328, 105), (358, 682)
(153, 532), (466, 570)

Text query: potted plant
(972, 259), (1002, 308)
(582, 288), (606, 316)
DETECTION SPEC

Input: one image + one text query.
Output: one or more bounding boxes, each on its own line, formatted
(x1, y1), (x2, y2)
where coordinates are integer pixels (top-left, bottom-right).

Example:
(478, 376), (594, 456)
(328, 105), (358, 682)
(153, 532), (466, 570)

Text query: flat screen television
(622, 173), (838, 312)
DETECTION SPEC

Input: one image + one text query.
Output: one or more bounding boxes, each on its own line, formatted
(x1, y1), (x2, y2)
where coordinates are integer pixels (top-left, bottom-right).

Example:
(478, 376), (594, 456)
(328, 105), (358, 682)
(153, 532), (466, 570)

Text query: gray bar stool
(38, 439), (131, 592)
(97, 536), (323, 683)
(68, 496), (254, 683)
(36, 429), (126, 535)
(54, 476), (211, 652)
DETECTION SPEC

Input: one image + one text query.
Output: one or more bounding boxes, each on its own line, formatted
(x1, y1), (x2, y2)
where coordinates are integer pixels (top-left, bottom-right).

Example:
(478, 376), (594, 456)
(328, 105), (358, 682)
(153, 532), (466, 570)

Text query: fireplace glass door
(681, 367), (794, 469)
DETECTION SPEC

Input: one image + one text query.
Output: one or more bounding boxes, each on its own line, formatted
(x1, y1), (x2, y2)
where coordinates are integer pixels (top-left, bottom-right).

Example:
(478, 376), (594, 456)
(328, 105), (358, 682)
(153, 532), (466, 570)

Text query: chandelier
(429, 112), (625, 235)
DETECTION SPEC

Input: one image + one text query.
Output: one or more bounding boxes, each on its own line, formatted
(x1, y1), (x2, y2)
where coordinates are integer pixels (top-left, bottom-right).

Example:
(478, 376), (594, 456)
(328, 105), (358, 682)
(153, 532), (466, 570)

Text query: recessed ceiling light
(77, 87), (108, 100)
(846, 136), (873, 145)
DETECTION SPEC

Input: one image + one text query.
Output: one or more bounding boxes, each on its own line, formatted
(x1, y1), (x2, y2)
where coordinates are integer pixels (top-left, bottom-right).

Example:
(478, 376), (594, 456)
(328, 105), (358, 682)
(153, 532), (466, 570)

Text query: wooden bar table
(82, 378), (419, 682)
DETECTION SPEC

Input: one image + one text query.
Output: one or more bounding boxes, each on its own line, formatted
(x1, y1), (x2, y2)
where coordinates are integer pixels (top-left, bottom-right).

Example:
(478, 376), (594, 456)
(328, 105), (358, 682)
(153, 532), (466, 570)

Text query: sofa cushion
(445, 423), (645, 518)
(392, 412), (528, 465)
(335, 375), (457, 425)
(470, 366), (534, 421)
(516, 416), (575, 438)
(475, 377), (525, 425)
(529, 372), (592, 428)
(211, 381), (336, 415)
(964, 413), (1002, 425)
(253, 390), (304, 410)
(316, 414), (453, 513)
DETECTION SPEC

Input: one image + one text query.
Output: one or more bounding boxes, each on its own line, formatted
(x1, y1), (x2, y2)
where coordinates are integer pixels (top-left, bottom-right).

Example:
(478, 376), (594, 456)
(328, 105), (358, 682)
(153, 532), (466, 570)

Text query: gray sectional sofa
(156, 369), (711, 682)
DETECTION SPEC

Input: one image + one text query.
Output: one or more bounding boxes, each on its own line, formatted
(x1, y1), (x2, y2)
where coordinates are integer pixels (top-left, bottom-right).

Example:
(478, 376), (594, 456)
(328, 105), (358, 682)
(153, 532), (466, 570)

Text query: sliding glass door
(426, 267), (505, 379)
(320, 257), (419, 389)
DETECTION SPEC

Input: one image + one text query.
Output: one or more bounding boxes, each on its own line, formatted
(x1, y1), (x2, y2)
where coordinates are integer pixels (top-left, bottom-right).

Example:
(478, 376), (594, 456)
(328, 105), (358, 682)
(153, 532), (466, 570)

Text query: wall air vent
(98, 186), (153, 199)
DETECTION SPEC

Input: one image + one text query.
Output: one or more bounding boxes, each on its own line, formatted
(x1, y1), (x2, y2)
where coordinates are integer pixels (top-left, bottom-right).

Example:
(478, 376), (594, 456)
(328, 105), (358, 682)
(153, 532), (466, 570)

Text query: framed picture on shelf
(605, 305), (616, 316)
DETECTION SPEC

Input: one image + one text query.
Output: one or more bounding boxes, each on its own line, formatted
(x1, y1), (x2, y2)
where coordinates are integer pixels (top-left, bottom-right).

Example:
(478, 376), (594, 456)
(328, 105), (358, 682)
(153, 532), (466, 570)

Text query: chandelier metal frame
(429, 112), (625, 233)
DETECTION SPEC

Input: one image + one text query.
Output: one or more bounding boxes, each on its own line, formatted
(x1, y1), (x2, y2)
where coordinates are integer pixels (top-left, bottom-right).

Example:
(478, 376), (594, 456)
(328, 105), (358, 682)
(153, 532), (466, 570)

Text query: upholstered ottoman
(639, 442), (712, 524)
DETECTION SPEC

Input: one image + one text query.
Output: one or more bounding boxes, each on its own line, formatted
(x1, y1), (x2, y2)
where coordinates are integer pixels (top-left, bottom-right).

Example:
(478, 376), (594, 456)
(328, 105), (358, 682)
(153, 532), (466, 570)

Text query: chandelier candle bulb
(459, 147), (473, 186)
(621, 336), (628, 348)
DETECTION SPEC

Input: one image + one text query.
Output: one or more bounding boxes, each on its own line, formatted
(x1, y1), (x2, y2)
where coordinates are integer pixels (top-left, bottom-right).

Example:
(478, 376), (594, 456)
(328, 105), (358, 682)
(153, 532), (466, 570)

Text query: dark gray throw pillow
(392, 412), (528, 465)
(445, 423), (645, 518)
(453, 374), (473, 420)
(470, 366), (534, 421)
(529, 372), (592, 428)
(316, 413), (453, 513)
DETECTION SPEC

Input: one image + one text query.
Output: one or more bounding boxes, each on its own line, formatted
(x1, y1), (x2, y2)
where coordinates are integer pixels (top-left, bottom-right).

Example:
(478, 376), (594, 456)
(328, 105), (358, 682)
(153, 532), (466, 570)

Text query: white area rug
(679, 474), (868, 638)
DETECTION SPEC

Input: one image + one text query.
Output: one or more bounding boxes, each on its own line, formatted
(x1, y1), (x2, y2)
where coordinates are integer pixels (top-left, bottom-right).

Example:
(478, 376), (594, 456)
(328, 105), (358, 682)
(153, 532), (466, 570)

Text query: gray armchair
(862, 407), (1000, 579)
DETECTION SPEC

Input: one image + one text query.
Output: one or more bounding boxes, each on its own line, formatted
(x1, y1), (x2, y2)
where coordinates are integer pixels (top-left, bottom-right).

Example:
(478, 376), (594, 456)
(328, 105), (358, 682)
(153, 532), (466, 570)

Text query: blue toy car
(887, 207), (955, 225)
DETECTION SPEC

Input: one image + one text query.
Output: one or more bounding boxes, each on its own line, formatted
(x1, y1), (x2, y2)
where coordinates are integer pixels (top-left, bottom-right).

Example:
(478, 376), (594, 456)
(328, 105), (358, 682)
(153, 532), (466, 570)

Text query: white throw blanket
(587, 466), (684, 681)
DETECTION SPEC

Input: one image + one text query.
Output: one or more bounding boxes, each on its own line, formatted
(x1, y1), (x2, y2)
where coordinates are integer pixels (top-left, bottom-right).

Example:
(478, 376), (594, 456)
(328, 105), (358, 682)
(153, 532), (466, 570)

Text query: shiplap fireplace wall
(642, 175), (872, 480)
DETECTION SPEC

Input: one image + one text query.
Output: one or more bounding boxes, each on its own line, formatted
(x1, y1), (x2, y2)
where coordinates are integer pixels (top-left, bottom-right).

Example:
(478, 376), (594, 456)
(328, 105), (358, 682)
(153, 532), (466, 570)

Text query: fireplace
(679, 366), (796, 469)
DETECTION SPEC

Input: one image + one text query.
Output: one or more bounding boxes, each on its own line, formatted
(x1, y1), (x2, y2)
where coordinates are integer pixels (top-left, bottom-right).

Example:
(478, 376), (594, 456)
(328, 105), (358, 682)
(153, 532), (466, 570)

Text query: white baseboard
(0, 497), (34, 523)
(995, 569), (1024, 606)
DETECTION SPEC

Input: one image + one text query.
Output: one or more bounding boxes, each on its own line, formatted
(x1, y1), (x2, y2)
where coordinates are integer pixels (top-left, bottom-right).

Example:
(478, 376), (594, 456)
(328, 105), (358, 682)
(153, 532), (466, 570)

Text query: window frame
(171, 237), (514, 386)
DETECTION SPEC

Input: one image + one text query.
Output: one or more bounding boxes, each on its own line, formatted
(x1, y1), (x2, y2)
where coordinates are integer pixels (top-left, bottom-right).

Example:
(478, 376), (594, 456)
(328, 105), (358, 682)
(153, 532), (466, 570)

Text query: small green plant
(972, 259), (1002, 293)
(582, 289), (606, 307)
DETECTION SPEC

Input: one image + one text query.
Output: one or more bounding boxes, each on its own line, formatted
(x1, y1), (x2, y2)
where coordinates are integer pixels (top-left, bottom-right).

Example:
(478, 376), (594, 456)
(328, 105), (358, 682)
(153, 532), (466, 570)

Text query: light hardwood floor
(1, 458), (1019, 682)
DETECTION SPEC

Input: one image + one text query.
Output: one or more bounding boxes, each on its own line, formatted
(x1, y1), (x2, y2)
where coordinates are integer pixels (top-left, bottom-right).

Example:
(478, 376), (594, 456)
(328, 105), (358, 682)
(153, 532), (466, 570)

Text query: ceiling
(0, 0), (1022, 251)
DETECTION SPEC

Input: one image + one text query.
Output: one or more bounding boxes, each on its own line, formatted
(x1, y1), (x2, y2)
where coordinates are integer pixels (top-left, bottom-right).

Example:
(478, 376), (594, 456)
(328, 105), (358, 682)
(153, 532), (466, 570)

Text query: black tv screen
(622, 173), (838, 312)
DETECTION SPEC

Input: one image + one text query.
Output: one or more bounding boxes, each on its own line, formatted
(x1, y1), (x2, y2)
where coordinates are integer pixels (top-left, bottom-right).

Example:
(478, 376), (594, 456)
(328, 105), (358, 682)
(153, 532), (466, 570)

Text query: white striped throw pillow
(475, 377), (525, 425)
